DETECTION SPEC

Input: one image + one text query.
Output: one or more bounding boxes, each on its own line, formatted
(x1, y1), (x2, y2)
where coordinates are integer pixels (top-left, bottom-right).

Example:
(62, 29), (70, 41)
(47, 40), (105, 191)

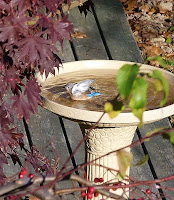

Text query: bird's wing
(71, 83), (84, 96)
(71, 79), (95, 94)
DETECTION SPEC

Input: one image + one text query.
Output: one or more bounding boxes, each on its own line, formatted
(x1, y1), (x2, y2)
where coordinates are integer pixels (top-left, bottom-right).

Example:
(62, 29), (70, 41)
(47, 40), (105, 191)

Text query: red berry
(20, 168), (27, 175)
(94, 178), (99, 183)
(99, 178), (104, 183)
(81, 191), (86, 198)
(137, 198), (144, 200)
(94, 177), (104, 183)
(146, 188), (152, 194)
(88, 186), (95, 194)
(28, 173), (34, 178)
(94, 192), (99, 197)
(112, 183), (120, 191)
(19, 173), (24, 179)
(112, 187), (117, 191)
(87, 192), (93, 199)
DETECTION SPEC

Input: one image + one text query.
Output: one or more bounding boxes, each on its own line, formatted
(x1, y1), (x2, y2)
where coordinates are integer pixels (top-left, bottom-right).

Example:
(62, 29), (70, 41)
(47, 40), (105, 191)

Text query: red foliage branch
(0, 0), (74, 183)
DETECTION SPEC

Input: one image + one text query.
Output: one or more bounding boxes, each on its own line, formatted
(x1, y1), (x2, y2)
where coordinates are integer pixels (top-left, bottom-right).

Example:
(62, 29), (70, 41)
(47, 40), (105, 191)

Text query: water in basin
(41, 69), (174, 112)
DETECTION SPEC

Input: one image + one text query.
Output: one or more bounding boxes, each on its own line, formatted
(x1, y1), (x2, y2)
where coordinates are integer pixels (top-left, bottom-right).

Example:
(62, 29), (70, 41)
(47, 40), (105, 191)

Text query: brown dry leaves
(71, 31), (87, 39)
(29, 196), (41, 200)
(121, 0), (174, 68)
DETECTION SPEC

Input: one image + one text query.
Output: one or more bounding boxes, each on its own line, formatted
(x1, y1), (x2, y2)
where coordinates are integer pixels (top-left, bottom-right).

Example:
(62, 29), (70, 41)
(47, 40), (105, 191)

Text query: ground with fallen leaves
(122, 0), (174, 124)
(121, 0), (174, 69)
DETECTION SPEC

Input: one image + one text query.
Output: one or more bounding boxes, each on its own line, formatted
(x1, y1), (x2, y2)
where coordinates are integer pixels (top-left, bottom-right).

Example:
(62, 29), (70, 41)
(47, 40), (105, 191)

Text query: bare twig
(70, 174), (126, 200)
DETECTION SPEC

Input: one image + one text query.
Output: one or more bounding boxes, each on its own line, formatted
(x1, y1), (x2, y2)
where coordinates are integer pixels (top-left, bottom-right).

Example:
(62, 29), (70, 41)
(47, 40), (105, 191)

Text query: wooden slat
(55, 40), (76, 62)
(69, 7), (109, 59)
(138, 119), (174, 198)
(3, 92), (31, 177)
(4, 120), (30, 178)
(90, 1), (174, 198)
(69, 0), (157, 185)
(28, 107), (85, 191)
(14, 0), (174, 199)
(29, 105), (86, 168)
(92, 0), (143, 63)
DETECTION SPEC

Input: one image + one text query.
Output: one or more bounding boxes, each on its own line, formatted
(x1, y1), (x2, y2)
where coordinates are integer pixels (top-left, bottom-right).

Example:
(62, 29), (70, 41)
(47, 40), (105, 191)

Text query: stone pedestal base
(79, 124), (137, 199)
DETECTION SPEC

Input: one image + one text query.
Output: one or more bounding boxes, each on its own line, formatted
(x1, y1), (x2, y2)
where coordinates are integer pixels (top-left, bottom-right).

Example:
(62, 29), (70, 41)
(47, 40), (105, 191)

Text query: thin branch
(55, 112), (106, 179)
(1, 172), (174, 200)
(70, 174), (126, 200)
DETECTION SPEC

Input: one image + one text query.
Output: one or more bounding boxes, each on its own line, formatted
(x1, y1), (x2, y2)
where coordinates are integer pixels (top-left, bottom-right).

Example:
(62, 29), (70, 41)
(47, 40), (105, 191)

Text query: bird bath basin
(37, 60), (174, 199)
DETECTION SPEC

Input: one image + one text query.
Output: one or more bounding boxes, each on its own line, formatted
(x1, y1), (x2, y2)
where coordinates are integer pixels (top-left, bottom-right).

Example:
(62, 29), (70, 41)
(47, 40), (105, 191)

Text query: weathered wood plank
(92, 0), (143, 63)
(92, 0), (174, 198)
(16, 0), (174, 199)
(29, 106), (86, 170)
(69, 0), (157, 186)
(138, 119), (174, 198)
(69, 7), (109, 60)
(55, 40), (75, 62)
(4, 119), (30, 178)
(28, 107), (85, 193)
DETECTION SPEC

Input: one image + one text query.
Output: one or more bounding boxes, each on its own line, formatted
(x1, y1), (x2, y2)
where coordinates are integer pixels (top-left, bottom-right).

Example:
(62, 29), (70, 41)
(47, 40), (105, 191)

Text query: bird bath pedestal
(37, 60), (174, 199)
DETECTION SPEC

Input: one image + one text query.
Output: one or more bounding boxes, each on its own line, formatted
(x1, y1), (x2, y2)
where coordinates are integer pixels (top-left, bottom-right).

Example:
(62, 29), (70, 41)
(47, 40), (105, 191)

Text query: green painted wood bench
(4, 0), (174, 199)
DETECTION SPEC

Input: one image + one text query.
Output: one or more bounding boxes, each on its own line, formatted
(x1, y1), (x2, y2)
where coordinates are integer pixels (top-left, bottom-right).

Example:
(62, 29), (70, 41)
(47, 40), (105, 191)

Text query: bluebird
(65, 79), (101, 100)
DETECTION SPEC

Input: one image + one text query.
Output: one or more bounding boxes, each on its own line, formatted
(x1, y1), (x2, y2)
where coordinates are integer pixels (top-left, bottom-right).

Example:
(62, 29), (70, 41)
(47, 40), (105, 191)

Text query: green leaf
(145, 127), (167, 141)
(153, 79), (163, 92)
(117, 150), (133, 178)
(169, 27), (174, 31)
(129, 78), (148, 109)
(104, 100), (125, 119)
(129, 78), (148, 126)
(163, 131), (174, 145)
(133, 154), (149, 166)
(146, 127), (167, 136)
(116, 64), (140, 100)
(166, 37), (173, 44)
(132, 108), (145, 127)
(151, 70), (169, 106)
(170, 61), (174, 67)
(168, 132), (174, 144)
(147, 56), (167, 69)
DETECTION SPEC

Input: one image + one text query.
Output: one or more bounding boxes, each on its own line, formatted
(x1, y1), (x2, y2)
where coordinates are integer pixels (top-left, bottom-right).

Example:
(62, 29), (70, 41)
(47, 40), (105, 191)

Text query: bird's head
(65, 82), (75, 93)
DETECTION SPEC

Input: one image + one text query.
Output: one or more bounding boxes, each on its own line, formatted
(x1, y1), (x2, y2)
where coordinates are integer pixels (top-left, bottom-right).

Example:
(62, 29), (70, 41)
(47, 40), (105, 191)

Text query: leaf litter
(121, 0), (174, 69)
(121, 0), (174, 124)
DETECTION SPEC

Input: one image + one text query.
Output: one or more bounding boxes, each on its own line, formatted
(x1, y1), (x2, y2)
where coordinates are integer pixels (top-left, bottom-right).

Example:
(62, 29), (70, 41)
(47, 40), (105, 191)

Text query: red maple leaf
(17, 32), (56, 67)
(39, 55), (61, 78)
(0, 170), (6, 186)
(43, 0), (60, 12)
(0, 150), (8, 166)
(0, 74), (8, 97)
(42, 163), (54, 175)
(0, 15), (28, 45)
(0, 19), (19, 44)
(0, 0), (9, 12)
(0, 128), (22, 152)
(37, 15), (73, 46)
(0, 150), (8, 184)
(31, 0), (39, 6)
(4, 67), (19, 92)
(26, 146), (54, 174)
(11, 94), (34, 122)
(11, 0), (31, 13)
(51, 15), (73, 45)
(9, 153), (22, 167)
(24, 78), (42, 110)
(0, 103), (14, 128)
(66, 0), (73, 8)
(42, 0), (73, 13)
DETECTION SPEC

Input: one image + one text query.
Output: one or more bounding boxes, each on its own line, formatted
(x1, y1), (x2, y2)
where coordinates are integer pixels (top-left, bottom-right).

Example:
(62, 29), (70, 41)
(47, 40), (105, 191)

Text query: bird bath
(37, 60), (174, 199)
